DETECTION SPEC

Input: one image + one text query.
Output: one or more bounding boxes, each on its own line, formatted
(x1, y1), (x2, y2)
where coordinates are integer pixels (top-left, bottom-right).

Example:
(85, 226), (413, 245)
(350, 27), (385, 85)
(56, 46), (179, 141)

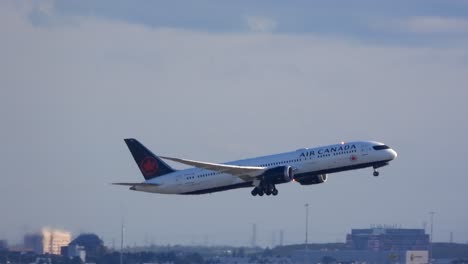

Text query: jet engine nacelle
(296, 174), (328, 185)
(262, 166), (294, 184)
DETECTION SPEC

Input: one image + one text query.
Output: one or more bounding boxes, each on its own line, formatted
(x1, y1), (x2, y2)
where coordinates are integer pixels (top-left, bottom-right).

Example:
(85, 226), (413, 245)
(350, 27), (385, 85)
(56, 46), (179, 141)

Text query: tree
(321, 256), (337, 264)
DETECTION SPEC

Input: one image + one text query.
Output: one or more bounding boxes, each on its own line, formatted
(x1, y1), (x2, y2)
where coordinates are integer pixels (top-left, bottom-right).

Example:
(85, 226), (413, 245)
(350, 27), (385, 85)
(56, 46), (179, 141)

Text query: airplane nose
(390, 149), (398, 159)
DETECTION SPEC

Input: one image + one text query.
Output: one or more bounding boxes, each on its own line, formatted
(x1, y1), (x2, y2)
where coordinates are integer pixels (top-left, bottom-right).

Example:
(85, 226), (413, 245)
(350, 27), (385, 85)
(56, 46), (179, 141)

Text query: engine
(296, 174), (327, 185)
(262, 166), (294, 184)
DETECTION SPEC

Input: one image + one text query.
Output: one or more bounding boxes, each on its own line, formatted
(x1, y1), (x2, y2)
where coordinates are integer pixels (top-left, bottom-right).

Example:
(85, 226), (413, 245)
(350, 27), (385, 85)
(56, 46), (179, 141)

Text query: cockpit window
(373, 145), (390, 150)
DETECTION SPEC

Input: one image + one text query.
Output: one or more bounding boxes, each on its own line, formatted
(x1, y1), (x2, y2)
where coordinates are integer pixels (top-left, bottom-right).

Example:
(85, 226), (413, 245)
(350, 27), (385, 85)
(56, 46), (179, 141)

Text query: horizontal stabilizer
(112, 182), (160, 186)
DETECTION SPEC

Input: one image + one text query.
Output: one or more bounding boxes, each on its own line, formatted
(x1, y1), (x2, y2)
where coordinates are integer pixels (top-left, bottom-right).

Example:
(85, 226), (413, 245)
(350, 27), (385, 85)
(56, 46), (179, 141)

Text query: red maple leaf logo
(140, 157), (159, 175)
(350, 155), (357, 161)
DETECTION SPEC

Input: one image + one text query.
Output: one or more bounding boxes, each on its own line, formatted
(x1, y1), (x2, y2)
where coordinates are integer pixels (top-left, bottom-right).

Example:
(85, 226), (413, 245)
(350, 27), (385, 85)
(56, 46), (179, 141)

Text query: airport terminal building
(346, 227), (429, 251)
(293, 227), (429, 264)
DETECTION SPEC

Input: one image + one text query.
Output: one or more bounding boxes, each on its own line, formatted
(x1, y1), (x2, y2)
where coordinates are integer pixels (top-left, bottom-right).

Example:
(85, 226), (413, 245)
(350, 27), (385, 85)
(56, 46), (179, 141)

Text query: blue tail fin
(124, 138), (176, 180)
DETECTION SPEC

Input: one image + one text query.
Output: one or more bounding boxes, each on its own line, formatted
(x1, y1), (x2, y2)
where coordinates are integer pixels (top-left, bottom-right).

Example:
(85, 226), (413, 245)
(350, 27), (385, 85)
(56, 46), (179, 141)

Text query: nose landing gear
(372, 162), (390, 177)
(373, 169), (379, 177)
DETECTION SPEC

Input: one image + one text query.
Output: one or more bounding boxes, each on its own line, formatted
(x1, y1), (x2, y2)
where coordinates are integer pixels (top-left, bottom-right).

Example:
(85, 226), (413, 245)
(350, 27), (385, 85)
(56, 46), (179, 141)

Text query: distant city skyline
(2, 223), (464, 249)
(1, 0), (468, 247)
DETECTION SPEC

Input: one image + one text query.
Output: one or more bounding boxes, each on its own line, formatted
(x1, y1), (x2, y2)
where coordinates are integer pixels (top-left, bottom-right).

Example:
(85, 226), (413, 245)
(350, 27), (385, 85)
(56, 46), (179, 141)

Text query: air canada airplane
(114, 138), (397, 197)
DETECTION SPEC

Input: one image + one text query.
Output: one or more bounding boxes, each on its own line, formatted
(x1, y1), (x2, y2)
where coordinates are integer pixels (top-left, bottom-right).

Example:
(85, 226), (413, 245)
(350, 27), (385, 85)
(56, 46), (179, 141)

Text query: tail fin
(124, 138), (176, 180)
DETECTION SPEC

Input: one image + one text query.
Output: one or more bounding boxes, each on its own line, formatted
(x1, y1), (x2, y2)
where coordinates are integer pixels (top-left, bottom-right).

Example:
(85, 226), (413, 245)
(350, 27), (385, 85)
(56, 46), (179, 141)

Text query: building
(293, 227), (430, 264)
(293, 249), (428, 264)
(61, 245), (86, 262)
(24, 228), (71, 255)
(68, 233), (105, 257)
(0, 239), (7, 250)
(346, 227), (429, 251)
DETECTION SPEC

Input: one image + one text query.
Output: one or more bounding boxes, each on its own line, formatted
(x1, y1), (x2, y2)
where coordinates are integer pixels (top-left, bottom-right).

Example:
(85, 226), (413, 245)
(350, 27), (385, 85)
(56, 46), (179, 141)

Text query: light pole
(305, 203), (309, 264)
(429, 211), (435, 263)
(305, 203), (309, 248)
(120, 221), (124, 264)
(251, 223), (257, 248)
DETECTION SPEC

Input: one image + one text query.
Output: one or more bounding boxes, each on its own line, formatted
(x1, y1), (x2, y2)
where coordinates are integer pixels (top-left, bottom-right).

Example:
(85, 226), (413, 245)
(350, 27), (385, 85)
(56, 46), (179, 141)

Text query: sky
(1, 0), (468, 247)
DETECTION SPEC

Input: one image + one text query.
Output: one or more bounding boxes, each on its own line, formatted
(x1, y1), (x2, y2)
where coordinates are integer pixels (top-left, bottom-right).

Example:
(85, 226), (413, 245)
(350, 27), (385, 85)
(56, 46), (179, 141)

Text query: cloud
(34, 0), (54, 16)
(245, 16), (277, 33)
(392, 16), (468, 34)
(28, 0), (56, 26)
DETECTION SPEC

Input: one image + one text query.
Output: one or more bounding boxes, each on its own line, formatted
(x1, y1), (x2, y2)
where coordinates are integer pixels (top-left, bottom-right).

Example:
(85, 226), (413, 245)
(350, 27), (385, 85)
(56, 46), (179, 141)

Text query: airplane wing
(112, 182), (160, 186)
(160, 156), (266, 180)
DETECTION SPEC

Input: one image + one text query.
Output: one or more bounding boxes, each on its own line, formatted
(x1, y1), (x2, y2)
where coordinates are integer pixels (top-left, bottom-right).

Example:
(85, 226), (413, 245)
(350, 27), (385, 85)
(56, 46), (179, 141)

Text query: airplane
(113, 138), (397, 197)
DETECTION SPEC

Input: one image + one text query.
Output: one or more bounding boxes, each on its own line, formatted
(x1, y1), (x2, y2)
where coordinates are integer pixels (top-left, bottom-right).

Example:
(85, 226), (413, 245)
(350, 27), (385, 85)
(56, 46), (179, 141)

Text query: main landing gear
(251, 183), (278, 197)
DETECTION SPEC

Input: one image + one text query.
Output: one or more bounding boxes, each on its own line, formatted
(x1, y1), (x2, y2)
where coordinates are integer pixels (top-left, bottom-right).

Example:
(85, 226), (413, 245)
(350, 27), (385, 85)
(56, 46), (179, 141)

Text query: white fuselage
(132, 141), (397, 194)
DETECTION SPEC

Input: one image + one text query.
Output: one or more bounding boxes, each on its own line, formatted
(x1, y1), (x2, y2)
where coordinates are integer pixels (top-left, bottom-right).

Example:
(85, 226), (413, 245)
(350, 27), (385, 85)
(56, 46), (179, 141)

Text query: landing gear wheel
(258, 190), (264, 196)
(373, 171), (379, 177)
(266, 184), (275, 196)
(272, 189), (278, 196)
(251, 188), (258, 196)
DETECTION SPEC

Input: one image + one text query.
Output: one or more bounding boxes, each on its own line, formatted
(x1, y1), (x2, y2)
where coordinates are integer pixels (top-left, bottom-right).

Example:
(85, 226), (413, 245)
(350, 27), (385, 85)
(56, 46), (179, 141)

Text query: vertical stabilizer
(124, 138), (176, 180)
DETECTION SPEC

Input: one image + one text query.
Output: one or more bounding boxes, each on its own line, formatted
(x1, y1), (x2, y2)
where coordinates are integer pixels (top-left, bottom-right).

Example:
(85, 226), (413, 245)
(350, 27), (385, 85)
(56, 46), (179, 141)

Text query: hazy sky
(1, 0), (468, 247)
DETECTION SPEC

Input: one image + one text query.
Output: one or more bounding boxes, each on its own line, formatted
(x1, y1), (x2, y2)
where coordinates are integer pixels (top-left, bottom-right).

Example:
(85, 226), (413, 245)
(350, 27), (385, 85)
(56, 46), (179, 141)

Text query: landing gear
(373, 162), (389, 177)
(265, 184), (274, 196)
(250, 187), (265, 196)
(267, 184), (278, 196)
(251, 183), (278, 197)
(251, 188), (258, 196)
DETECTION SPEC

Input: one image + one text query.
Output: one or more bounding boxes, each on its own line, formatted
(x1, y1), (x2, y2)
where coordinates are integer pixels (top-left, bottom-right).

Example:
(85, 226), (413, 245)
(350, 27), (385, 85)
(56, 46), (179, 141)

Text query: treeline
(0, 250), (204, 264)
(271, 242), (468, 259)
(432, 243), (468, 259)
